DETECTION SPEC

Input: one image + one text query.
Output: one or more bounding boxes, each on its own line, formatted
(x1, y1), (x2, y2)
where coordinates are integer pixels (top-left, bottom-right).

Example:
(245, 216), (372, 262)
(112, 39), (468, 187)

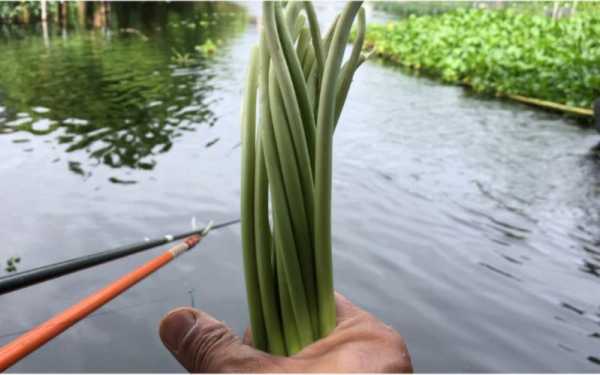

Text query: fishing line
(0, 218), (240, 295)
(0, 291), (189, 341)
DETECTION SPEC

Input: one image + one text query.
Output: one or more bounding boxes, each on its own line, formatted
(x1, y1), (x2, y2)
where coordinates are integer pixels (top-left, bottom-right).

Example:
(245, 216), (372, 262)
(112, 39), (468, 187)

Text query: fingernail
(160, 309), (197, 352)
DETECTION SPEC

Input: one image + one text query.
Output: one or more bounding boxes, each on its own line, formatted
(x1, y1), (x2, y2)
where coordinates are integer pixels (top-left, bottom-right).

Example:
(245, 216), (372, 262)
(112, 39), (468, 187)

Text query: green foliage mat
(363, 8), (600, 108)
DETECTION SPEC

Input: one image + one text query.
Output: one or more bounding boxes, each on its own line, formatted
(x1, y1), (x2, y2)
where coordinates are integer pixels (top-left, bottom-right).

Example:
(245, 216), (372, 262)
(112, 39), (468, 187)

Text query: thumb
(159, 307), (276, 372)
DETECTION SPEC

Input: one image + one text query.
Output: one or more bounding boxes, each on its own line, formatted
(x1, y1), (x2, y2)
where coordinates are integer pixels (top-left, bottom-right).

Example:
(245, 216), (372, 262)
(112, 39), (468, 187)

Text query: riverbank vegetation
(371, 1), (588, 19)
(362, 6), (600, 109)
(372, 1), (471, 18)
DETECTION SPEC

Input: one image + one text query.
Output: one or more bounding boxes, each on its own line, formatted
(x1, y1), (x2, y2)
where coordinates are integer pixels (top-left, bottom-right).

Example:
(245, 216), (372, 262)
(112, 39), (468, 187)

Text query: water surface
(0, 2), (599, 372)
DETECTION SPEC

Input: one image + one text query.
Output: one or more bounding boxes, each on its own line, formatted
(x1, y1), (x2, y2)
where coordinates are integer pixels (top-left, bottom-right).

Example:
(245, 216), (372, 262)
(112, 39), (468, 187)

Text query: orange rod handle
(0, 250), (175, 371)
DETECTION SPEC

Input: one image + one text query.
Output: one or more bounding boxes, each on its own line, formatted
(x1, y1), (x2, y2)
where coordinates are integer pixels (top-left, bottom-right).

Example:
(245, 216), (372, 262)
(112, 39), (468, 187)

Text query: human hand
(159, 292), (412, 373)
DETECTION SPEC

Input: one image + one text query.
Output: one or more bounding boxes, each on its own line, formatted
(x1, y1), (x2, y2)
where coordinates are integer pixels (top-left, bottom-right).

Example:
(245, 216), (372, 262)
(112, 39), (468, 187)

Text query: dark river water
(1, 2), (599, 372)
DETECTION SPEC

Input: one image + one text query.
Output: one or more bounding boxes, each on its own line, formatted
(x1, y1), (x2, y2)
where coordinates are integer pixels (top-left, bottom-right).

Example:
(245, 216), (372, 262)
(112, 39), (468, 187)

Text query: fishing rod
(0, 218), (240, 296)
(0, 224), (212, 372)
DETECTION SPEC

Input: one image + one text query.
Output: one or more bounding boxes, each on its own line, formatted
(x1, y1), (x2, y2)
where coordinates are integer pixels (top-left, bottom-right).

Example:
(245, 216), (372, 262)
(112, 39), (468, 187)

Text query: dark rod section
(0, 219), (240, 296)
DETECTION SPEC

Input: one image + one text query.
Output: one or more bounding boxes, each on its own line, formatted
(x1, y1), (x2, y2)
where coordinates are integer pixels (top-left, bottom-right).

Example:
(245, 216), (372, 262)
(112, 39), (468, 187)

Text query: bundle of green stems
(240, 1), (366, 356)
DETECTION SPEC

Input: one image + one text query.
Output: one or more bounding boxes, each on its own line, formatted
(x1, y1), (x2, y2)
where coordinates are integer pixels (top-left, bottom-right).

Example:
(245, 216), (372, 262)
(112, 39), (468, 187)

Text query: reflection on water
(577, 142), (600, 279)
(0, 2), (246, 181)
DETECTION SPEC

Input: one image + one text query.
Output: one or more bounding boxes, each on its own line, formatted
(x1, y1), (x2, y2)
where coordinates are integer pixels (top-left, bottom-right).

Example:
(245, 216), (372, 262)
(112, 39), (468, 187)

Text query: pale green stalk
(258, 57), (315, 346)
(292, 14), (306, 41)
(307, 55), (319, 117)
(311, 15), (338, 121)
(274, 238), (301, 355)
(303, 2), (324, 77)
(268, 65), (319, 338)
(284, 0), (303, 29)
(314, 1), (363, 337)
(302, 47), (316, 79)
(323, 15), (339, 61)
(240, 46), (267, 351)
(296, 28), (311, 69)
(254, 35), (286, 356)
(263, 1), (315, 171)
(273, 3), (316, 164)
(241, 1), (367, 355)
(335, 7), (366, 127)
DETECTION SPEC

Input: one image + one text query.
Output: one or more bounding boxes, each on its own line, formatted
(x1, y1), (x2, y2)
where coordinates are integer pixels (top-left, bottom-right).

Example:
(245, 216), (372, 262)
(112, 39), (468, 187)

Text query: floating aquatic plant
(195, 39), (218, 56)
(171, 49), (194, 66)
(362, 8), (600, 109)
(5, 256), (20, 273)
(241, 1), (367, 355)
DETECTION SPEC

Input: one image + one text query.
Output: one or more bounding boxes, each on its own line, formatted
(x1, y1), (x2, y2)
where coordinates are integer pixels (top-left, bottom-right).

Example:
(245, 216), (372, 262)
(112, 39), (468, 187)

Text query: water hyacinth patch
(362, 8), (600, 109)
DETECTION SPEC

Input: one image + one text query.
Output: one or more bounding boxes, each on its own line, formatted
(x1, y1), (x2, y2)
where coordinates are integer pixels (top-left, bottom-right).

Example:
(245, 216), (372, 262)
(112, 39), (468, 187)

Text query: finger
(159, 307), (275, 372)
(243, 327), (253, 346)
(334, 291), (363, 324)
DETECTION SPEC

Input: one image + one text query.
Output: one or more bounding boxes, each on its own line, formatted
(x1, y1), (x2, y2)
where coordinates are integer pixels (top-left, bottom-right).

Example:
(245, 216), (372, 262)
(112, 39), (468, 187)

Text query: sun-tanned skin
(159, 292), (413, 373)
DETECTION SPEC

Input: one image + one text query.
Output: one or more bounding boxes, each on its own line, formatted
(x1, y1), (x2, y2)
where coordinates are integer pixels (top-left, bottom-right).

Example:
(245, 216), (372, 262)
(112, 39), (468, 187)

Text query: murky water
(1, 2), (599, 372)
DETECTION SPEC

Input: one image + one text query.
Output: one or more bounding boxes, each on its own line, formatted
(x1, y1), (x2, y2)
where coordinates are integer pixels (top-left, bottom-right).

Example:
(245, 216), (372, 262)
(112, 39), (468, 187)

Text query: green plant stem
(254, 142), (286, 355)
(267, 7), (319, 323)
(335, 7), (366, 127)
(240, 45), (268, 352)
(260, 108), (315, 347)
(296, 27), (311, 71)
(314, 1), (363, 338)
(241, 1), (367, 355)
(274, 237), (301, 355)
(303, 1), (324, 78)
(264, 2), (315, 169)
(291, 13), (306, 41)
(258, 28), (315, 345)
(254, 37), (286, 355)
(284, 0), (303, 29)
(312, 15), (339, 120)
(322, 15), (339, 61)
(302, 47), (316, 79)
(273, 3), (316, 162)
(268, 65), (319, 339)
(306, 56), (319, 117)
